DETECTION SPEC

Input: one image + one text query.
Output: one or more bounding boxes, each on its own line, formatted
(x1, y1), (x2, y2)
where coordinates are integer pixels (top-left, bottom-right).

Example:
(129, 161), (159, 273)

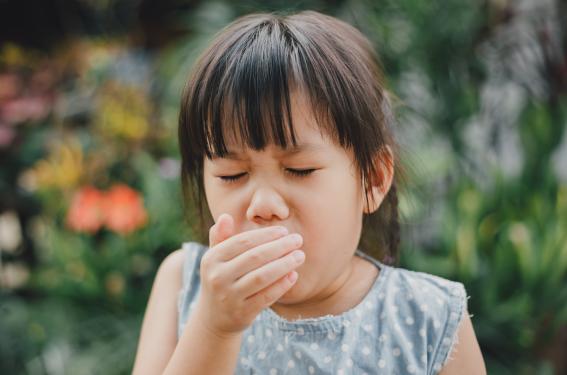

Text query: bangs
(184, 15), (336, 159)
(179, 12), (388, 163)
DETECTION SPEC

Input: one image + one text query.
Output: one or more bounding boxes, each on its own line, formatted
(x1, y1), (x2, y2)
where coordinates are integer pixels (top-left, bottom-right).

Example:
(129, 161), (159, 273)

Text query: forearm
(162, 310), (243, 375)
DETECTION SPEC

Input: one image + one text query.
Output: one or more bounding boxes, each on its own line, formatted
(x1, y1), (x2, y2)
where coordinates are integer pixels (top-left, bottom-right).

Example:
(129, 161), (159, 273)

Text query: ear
(363, 145), (395, 214)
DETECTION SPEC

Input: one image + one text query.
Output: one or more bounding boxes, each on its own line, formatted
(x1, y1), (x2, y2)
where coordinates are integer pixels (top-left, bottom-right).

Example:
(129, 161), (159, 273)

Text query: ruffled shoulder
(383, 267), (469, 374)
(176, 241), (208, 340)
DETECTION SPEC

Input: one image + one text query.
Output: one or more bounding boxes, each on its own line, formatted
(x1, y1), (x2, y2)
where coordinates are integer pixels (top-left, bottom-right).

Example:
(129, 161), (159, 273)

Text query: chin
(276, 282), (300, 303)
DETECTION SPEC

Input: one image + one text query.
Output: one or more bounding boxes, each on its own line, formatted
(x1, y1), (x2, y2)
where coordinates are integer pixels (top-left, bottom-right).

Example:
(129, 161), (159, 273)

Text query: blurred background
(0, 0), (566, 374)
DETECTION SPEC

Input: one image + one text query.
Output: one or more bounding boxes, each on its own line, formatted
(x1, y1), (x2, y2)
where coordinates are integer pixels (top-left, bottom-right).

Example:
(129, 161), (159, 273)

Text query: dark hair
(178, 10), (404, 265)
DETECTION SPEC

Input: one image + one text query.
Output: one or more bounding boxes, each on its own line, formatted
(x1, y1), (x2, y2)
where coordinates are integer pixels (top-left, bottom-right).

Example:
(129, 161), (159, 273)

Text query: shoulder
(131, 247), (188, 374)
(380, 266), (470, 374)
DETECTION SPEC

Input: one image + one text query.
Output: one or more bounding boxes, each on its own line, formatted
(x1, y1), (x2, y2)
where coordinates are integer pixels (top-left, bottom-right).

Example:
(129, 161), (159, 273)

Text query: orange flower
(66, 186), (105, 234)
(102, 184), (148, 235)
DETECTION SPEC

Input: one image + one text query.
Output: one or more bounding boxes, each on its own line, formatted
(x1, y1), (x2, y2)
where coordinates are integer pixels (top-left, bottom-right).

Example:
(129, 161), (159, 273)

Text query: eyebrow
(211, 143), (325, 160)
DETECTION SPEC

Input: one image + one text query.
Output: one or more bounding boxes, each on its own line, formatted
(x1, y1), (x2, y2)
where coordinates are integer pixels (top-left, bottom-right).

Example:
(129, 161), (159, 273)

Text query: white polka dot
(365, 301), (373, 309)
(427, 345), (433, 353)
(406, 317), (414, 325)
(247, 335), (255, 344)
(392, 305), (399, 313)
(407, 364), (416, 373)
(378, 359), (386, 368)
(287, 359), (295, 368)
(379, 333), (388, 342)
(265, 329), (272, 337)
(421, 354), (427, 363)
(450, 312), (459, 320)
(346, 358), (353, 367)
(442, 337), (451, 345)
(406, 293), (414, 300)
(258, 351), (266, 360)
(363, 324), (373, 332)
(308, 366), (315, 374)
(356, 309), (362, 317)
(408, 342), (414, 350)
(395, 323), (402, 331)
(284, 336), (289, 345)
(295, 350), (302, 359)
(240, 357), (248, 365)
(419, 328), (426, 337)
(327, 332), (336, 340)
(338, 369), (345, 375)
(310, 343), (319, 350)
(378, 292), (385, 299)
(393, 347), (401, 357)
(297, 327), (305, 335)
(436, 297), (443, 305)
(270, 369), (278, 375)
(342, 319), (351, 328)
(276, 344), (284, 352)
(433, 363), (442, 371)
(324, 356), (332, 363)
(362, 346), (371, 356)
(420, 303), (429, 312)
(433, 320), (440, 328)
(341, 344), (349, 352)
(380, 312), (387, 320)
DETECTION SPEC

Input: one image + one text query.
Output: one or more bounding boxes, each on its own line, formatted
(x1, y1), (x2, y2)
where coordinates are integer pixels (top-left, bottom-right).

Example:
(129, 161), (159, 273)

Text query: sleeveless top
(177, 241), (469, 375)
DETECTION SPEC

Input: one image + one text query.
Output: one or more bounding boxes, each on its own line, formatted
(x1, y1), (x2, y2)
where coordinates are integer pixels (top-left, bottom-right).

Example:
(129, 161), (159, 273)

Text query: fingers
(245, 268), (300, 311)
(234, 247), (305, 299)
(210, 225), (290, 262)
(209, 213), (235, 248)
(226, 233), (303, 280)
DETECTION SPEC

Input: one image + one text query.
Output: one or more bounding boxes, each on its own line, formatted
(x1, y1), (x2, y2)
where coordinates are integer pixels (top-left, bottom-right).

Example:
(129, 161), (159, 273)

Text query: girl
(133, 10), (486, 375)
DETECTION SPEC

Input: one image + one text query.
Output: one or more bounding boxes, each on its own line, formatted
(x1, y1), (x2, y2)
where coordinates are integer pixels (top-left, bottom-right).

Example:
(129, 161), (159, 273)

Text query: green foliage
(1, 0), (566, 374)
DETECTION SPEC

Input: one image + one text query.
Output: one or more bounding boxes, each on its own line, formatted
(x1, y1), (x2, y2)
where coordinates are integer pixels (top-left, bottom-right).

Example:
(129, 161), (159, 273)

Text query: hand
(192, 213), (305, 338)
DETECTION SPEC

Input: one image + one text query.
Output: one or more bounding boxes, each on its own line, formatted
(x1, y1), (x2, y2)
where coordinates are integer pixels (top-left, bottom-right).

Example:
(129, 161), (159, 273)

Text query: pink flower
(66, 184), (148, 235)
(66, 186), (105, 234)
(102, 184), (148, 235)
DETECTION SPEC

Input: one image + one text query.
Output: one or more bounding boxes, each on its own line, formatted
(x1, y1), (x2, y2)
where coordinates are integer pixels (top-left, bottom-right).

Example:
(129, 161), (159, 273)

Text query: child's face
(202, 95), (369, 306)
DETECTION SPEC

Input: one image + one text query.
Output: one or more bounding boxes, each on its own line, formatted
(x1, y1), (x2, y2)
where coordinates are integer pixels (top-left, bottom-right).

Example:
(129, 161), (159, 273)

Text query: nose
(246, 186), (290, 224)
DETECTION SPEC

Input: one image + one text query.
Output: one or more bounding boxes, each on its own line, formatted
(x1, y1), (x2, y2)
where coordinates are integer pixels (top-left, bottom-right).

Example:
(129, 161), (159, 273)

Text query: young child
(132, 10), (486, 375)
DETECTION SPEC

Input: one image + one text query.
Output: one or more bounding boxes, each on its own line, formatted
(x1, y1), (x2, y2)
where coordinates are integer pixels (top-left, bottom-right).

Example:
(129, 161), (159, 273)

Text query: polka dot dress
(177, 242), (468, 374)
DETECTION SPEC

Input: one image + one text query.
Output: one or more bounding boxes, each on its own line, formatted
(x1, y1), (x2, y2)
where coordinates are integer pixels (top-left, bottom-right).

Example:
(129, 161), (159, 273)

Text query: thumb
(209, 213), (235, 247)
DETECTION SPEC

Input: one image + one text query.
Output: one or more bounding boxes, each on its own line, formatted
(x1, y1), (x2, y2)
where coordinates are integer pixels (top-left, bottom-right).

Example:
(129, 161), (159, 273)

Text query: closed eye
(218, 168), (317, 183)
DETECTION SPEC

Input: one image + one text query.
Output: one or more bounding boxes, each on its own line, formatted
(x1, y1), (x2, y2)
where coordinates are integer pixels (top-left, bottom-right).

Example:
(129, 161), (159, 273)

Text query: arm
(131, 248), (244, 375)
(438, 311), (486, 375)
(162, 302), (244, 375)
(131, 249), (185, 374)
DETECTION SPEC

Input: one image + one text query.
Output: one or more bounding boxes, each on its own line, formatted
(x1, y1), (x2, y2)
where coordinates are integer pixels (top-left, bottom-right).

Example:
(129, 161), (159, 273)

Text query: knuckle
(252, 273), (267, 286)
(236, 236), (254, 250)
(200, 252), (212, 270)
(208, 271), (223, 290)
(248, 251), (263, 265)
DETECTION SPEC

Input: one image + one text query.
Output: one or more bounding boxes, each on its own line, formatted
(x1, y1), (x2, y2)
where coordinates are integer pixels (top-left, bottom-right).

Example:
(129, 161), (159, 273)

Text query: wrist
(189, 303), (245, 342)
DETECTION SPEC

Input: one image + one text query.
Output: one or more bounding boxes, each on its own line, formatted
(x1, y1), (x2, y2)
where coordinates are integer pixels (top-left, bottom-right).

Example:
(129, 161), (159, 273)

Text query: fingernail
(293, 250), (305, 262)
(288, 271), (298, 283)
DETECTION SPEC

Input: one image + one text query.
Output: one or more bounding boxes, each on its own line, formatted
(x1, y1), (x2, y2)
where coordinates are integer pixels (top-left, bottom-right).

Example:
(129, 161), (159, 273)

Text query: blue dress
(177, 241), (468, 375)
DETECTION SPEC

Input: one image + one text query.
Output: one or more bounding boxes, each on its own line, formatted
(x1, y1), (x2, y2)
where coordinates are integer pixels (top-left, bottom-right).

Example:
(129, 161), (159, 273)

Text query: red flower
(66, 186), (105, 234)
(102, 184), (148, 235)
